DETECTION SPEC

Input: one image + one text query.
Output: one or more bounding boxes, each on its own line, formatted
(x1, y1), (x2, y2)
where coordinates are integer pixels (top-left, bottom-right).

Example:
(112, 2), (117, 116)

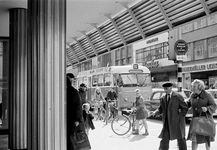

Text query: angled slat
(155, 0), (172, 29)
(90, 23), (111, 51)
(72, 38), (88, 59)
(104, 14), (126, 45)
(80, 31), (98, 56)
(118, 2), (145, 39)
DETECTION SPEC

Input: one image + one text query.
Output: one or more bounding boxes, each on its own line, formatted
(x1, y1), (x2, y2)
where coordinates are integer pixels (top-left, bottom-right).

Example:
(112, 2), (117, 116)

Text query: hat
(67, 73), (75, 79)
(162, 82), (173, 88)
(80, 83), (86, 87)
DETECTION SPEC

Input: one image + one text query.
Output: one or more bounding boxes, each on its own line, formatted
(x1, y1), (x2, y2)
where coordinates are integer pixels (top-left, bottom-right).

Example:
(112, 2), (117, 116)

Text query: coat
(135, 96), (148, 120)
(83, 110), (95, 130)
(155, 91), (189, 140)
(67, 80), (86, 150)
(187, 90), (216, 144)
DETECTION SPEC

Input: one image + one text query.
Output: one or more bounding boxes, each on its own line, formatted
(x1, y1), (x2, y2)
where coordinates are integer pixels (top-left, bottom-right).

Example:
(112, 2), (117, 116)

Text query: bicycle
(92, 101), (106, 121)
(111, 107), (144, 136)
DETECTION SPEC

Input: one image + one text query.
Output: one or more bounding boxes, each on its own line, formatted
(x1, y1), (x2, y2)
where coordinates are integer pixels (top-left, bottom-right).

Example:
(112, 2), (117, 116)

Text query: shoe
(132, 129), (139, 135)
(143, 132), (149, 136)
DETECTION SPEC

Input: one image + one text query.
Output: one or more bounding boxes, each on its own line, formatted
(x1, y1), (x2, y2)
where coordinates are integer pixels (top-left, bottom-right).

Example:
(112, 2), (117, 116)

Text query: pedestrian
(79, 83), (88, 105)
(82, 103), (95, 136)
(132, 89), (149, 136)
(151, 82), (189, 150)
(187, 79), (217, 150)
(66, 73), (90, 150)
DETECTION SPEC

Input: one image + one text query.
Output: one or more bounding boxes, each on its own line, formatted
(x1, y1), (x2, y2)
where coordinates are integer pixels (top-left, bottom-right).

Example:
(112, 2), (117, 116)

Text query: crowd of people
(66, 72), (217, 150)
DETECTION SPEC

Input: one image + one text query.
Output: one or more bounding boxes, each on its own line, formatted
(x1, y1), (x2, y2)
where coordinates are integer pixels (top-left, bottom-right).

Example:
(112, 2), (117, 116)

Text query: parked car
(145, 88), (192, 118)
(206, 89), (217, 116)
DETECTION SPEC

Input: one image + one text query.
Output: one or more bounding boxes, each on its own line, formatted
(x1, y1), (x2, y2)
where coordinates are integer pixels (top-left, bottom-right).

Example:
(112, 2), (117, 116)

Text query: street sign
(176, 55), (187, 61)
(174, 39), (188, 55)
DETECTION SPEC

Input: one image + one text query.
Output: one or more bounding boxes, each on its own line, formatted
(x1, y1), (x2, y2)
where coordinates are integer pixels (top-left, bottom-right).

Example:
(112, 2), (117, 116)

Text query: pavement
(88, 118), (217, 150)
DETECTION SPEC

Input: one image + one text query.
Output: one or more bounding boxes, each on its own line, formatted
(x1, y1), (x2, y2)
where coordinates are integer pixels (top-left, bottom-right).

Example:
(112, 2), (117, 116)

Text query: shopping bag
(70, 125), (91, 150)
(190, 113), (216, 137)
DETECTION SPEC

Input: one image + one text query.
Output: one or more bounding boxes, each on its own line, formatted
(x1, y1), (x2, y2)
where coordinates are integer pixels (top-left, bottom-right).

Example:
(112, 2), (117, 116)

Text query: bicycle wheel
(111, 115), (131, 136)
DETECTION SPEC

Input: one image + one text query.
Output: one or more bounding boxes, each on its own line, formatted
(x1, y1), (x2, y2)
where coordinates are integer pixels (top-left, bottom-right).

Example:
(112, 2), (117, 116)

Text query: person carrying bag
(70, 124), (91, 150)
(187, 79), (217, 150)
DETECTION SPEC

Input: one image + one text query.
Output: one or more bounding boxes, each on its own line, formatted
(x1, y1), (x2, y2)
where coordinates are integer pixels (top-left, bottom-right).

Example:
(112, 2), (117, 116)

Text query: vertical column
(9, 8), (27, 150)
(177, 61), (182, 92)
(27, 0), (66, 150)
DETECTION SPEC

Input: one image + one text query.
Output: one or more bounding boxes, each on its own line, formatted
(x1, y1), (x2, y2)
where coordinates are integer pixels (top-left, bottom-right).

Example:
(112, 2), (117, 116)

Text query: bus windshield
(120, 73), (151, 87)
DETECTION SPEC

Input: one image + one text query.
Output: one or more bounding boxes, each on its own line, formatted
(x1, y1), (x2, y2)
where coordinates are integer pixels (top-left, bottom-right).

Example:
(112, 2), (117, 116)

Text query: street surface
(89, 118), (217, 150)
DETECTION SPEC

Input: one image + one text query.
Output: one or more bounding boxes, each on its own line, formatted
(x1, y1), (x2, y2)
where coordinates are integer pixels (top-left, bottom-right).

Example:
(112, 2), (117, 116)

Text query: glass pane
(120, 73), (137, 87)
(137, 73), (151, 87)
(98, 74), (104, 86)
(104, 73), (112, 86)
(0, 39), (9, 130)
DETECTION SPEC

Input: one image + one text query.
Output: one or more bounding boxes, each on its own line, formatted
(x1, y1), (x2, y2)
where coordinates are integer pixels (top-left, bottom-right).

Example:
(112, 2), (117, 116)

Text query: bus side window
(92, 75), (98, 87)
(98, 74), (104, 86)
(116, 74), (123, 87)
(104, 73), (112, 86)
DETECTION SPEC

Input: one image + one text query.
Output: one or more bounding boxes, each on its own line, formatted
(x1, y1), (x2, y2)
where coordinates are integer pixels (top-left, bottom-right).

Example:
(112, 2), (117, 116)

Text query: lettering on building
(143, 60), (159, 69)
(183, 63), (217, 72)
(146, 37), (158, 44)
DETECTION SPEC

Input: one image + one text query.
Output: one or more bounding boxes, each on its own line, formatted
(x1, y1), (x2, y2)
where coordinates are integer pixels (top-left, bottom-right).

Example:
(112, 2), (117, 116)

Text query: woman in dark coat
(187, 79), (217, 150)
(66, 75), (83, 150)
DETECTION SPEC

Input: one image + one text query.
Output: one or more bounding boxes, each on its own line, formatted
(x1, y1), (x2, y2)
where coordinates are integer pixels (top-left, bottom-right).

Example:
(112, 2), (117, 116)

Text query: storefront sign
(143, 60), (159, 69)
(146, 37), (158, 44)
(183, 62), (217, 73)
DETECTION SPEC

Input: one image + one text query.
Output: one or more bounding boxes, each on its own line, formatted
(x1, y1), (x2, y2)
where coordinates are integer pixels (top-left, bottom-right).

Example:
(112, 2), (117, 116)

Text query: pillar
(9, 8), (28, 150)
(27, 0), (66, 150)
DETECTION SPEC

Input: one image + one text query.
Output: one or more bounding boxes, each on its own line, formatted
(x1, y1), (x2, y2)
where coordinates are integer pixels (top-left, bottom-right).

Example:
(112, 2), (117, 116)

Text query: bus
(77, 64), (152, 109)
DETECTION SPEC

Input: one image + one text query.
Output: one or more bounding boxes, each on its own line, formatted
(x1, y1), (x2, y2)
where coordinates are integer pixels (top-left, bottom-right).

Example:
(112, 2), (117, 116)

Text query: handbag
(190, 111), (216, 137)
(70, 125), (91, 150)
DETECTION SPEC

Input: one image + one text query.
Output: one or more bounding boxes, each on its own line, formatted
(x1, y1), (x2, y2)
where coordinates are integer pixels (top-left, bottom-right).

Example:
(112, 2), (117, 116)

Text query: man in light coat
(152, 82), (189, 150)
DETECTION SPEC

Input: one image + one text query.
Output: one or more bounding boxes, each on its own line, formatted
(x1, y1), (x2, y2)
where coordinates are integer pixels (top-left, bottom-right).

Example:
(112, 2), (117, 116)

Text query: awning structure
(66, 0), (217, 67)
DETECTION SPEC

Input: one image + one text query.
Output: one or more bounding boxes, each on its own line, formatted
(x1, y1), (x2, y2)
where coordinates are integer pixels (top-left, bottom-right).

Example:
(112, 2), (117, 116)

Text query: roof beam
(118, 2), (145, 39)
(66, 43), (80, 63)
(90, 23), (111, 51)
(104, 13), (126, 46)
(154, 0), (172, 29)
(79, 31), (98, 56)
(66, 52), (74, 66)
(72, 37), (88, 59)
(199, 0), (210, 16)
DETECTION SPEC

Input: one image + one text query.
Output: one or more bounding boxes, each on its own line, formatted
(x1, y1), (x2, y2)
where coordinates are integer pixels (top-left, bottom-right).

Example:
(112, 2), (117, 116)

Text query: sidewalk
(88, 119), (217, 150)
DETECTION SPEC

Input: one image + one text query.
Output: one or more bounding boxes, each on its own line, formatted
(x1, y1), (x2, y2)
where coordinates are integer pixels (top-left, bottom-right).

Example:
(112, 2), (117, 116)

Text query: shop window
(194, 18), (206, 30)
(208, 36), (217, 58)
(194, 40), (205, 60)
(207, 14), (217, 26)
(136, 49), (143, 63)
(184, 43), (193, 62)
(0, 38), (9, 130)
(182, 23), (193, 33)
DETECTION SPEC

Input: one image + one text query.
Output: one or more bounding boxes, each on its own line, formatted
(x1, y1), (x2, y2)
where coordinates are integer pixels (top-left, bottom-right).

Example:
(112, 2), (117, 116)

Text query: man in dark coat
(152, 82), (189, 150)
(78, 83), (87, 105)
(66, 73), (84, 150)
